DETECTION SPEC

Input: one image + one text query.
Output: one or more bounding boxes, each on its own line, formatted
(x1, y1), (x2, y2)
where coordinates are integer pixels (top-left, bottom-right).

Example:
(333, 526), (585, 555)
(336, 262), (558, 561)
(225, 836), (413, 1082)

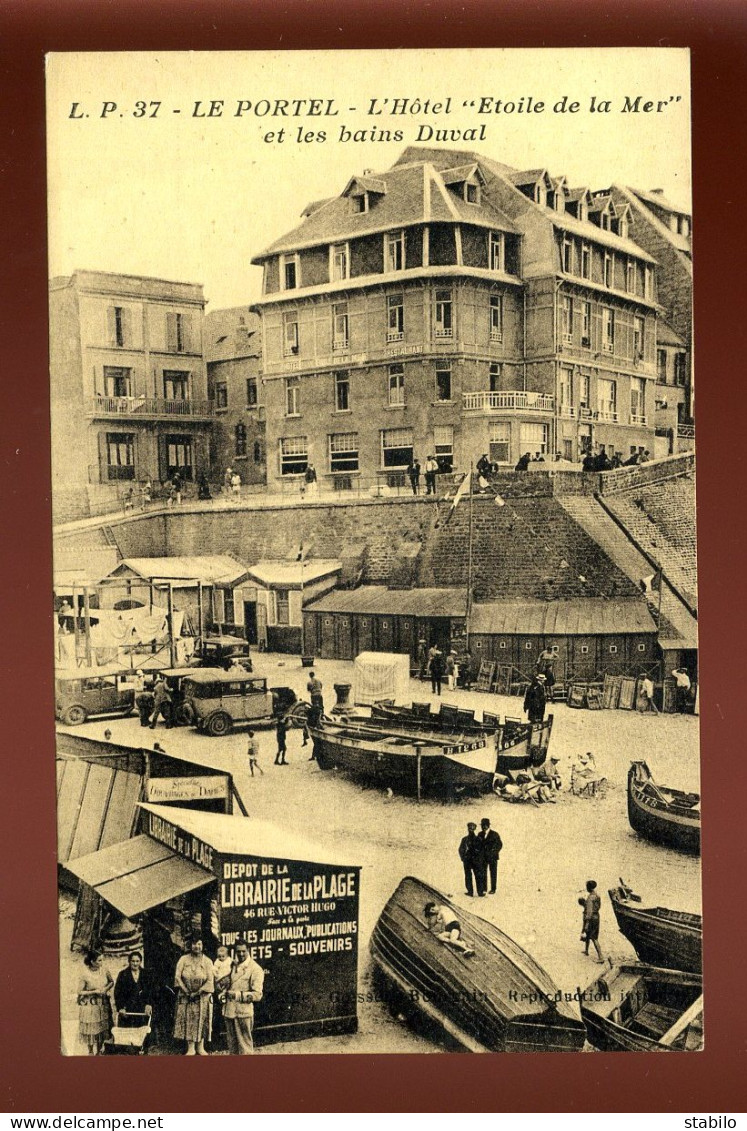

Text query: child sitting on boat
(423, 903), (475, 957)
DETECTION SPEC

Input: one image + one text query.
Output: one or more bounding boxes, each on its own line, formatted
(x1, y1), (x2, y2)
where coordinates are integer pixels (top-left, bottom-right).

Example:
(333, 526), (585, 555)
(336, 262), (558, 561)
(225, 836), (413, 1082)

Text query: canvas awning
(65, 834), (213, 919)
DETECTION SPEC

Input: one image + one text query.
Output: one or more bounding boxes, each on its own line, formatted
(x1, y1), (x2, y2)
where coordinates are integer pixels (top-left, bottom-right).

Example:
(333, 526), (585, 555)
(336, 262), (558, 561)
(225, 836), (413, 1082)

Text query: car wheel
(206, 712), (232, 738)
(62, 705), (87, 726)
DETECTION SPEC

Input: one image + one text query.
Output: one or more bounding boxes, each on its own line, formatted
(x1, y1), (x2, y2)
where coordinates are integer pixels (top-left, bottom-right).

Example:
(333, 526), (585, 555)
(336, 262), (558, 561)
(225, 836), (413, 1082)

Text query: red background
(1, 0), (745, 1112)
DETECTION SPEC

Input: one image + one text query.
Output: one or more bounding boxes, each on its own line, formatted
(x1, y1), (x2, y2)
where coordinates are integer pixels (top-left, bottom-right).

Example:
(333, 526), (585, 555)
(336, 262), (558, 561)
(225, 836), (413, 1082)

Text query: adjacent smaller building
(244, 560), (342, 653)
(204, 306), (267, 487)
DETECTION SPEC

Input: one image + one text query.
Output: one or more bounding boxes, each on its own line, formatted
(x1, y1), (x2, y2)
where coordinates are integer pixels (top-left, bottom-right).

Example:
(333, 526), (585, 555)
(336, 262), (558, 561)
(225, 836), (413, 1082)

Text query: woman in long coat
(173, 936), (214, 1055)
(77, 949), (113, 1055)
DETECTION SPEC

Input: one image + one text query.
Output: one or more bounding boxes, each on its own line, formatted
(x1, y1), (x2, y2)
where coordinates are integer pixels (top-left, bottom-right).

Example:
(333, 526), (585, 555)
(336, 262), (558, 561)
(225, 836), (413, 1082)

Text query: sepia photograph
(46, 47), (701, 1059)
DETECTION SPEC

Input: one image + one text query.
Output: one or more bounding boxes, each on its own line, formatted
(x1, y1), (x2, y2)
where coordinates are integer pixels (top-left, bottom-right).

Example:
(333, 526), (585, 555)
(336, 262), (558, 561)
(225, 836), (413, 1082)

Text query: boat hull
(371, 877), (587, 1053)
(627, 762), (700, 855)
(609, 886), (702, 974)
(581, 963), (702, 1052)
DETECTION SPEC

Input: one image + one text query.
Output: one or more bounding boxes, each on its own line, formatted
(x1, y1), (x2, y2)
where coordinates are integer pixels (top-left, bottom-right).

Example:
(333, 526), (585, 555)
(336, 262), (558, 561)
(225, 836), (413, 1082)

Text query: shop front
(65, 804), (360, 1047)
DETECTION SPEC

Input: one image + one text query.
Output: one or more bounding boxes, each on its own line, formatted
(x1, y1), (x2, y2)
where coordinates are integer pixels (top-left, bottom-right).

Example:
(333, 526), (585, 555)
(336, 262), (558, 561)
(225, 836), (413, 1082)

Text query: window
(388, 364), (405, 406)
(637, 642), (646, 653)
(634, 316), (645, 358)
(235, 423), (247, 456)
(280, 436), (308, 476)
(598, 378), (617, 420)
(644, 265), (653, 300)
(562, 295), (574, 342)
(103, 366), (131, 397)
(254, 440), (263, 463)
(329, 432), (359, 472)
(246, 377), (258, 407)
(105, 432), (135, 480)
(282, 255), (298, 290)
(657, 349), (667, 383)
(435, 362), (452, 402)
(276, 590), (290, 625)
(465, 182), (479, 204)
(602, 308), (615, 352)
(434, 425), (454, 472)
(579, 373), (591, 409)
(434, 289), (453, 338)
(163, 370), (190, 400)
(581, 244), (591, 279)
(385, 231), (406, 272)
(630, 377), (645, 422)
(626, 258), (636, 293)
(601, 210), (611, 231)
(332, 302), (349, 351)
(675, 353), (687, 386)
(489, 422), (510, 464)
(489, 362), (501, 392)
(166, 312), (187, 353)
(604, 252), (613, 288)
(618, 216), (629, 239)
(215, 382), (228, 409)
(283, 311), (299, 355)
(285, 376), (300, 416)
(562, 236), (573, 274)
(560, 367), (573, 410)
(111, 306), (126, 347)
(166, 435), (193, 479)
(352, 192), (368, 214)
(331, 243), (349, 281)
(520, 422), (549, 457)
(335, 370), (350, 412)
(609, 645), (618, 654)
(581, 301), (591, 346)
(387, 293), (404, 341)
(489, 231), (505, 272)
(563, 439), (573, 461)
(534, 183), (546, 206)
(381, 427), (413, 469)
(490, 294), (504, 341)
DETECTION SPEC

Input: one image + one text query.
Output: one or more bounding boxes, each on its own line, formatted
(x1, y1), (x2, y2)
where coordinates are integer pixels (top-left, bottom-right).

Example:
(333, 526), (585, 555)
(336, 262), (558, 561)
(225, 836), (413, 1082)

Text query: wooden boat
(367, 700), (553, 776)
(580, 962), (703, 1052)
(370, 876), (587, 1052)
(609, 882), (702, 974)
(627, 761), (701, 855)
(309, 717), (500, 797)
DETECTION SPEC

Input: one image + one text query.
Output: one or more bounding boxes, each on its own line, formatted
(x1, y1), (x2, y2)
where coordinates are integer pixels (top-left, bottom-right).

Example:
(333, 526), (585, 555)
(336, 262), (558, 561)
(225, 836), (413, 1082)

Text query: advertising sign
(146, 775), (229, 803)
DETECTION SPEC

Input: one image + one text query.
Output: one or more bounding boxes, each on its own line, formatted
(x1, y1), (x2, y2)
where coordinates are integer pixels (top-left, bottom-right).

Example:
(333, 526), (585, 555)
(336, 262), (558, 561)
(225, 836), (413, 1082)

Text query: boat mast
(466, 462), (474, 648)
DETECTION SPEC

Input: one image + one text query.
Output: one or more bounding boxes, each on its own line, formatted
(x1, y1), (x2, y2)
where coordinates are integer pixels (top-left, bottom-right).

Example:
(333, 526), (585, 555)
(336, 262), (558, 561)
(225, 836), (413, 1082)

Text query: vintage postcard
(47, 48), (699, 1057)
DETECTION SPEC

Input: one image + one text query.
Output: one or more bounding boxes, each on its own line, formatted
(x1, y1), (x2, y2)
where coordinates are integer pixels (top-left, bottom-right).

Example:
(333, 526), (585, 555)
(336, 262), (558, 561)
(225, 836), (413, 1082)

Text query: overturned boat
(309, 717), (501, 797)
(370, 876), (587, 1052)
(609, 882), (702, 974)
(627, 761), (701, 855)
(581, 962), (703, 1052)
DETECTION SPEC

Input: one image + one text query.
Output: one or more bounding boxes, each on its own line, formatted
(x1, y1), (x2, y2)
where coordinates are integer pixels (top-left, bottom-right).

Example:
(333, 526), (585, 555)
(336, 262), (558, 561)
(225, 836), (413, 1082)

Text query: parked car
(55, 668), (137, 726)
(196, 635), (253, 671)
(180, 670), (297, 737)
(158, 667), (227, 726)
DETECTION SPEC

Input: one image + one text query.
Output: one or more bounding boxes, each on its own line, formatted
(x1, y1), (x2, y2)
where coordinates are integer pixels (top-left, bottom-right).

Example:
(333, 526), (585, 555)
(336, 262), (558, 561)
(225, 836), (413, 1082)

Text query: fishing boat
(370, 876), (587, 1053)
(627, 761), (701, 855)
(580, 962), (703, 1052)
(609, 882), (702, 974)
(367, 701), (553, 776)
(309, 717), (500, 797)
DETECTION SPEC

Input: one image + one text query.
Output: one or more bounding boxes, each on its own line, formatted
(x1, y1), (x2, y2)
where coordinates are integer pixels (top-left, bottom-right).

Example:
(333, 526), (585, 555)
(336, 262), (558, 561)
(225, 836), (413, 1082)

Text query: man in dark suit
(478, 818), (503, 895)
(458, 822), (481, 897)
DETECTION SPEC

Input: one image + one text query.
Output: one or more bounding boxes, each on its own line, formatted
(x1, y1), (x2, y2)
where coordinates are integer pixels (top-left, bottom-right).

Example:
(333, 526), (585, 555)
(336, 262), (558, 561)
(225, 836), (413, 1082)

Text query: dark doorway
(244, 601), (258, 646)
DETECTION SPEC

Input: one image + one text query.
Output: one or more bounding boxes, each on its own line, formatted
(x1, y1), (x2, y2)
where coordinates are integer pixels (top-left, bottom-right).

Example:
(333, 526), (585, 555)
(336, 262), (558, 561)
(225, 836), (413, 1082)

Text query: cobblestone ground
(58, 653), (701, 1056)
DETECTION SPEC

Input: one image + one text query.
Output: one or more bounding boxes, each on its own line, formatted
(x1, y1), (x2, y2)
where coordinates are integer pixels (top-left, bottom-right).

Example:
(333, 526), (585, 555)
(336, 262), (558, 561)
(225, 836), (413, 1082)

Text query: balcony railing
(677, 423), (695, 439)
(559, 404), (576, 418)
(630, 412), (648, 425)
(597, 409), (618, 423)
(463, 391), (555, 413)
(88, 395), (215, 418)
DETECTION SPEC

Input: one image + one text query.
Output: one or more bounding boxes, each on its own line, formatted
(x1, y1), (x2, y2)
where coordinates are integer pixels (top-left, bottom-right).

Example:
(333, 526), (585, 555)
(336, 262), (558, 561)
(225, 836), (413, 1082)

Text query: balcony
(87, 395), (214, 419)
(597, 409), (619, 423)
(463, 391), (555, 413)
(559, 404), (576, 419)
(630, 412), (648, 426)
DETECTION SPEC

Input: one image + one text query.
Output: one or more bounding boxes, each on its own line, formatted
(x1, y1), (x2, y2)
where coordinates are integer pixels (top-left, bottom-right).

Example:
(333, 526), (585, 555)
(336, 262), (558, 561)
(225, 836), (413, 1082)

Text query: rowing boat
(609, 882), (702, 974)
(309, 717), (499, 796)
(371, 876), (587, 1052)
(580, 961), (703, 1052)
(627, 761), (701, 855)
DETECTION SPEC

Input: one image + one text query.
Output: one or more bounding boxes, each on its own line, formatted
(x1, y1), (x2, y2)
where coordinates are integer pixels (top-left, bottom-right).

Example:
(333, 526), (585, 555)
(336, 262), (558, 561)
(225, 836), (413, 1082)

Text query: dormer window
(281, 254), (299, 291)
(535, 183), (547, 206)
(331, 243), (349, 282)
(465, 182), (480, 204)
(618, 216), (629, 239)
(579, 200), (589, 222)
(601, 212), (611, 231)
(489, 232), (505, 272)
(352, 193), (368, 214)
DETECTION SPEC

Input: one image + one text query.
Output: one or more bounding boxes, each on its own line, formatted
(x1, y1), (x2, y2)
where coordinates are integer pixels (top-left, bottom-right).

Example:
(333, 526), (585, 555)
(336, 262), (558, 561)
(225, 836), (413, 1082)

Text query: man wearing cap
(458, 822), (481, 897)
(523, 673), (548, 723)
